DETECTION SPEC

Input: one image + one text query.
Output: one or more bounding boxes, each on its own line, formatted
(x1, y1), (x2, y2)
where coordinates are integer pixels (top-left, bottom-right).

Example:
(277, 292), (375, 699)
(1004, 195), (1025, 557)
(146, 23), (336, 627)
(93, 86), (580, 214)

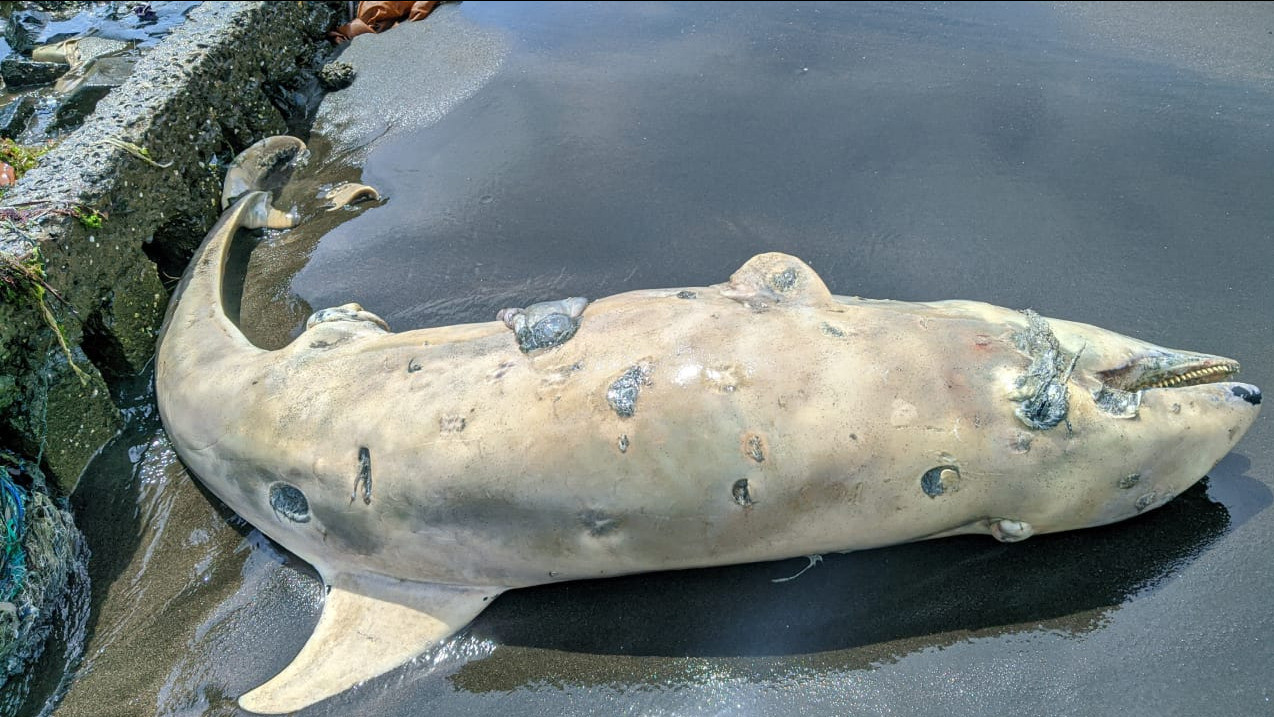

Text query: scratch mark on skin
(490, 360), (516, 380)
(352, 447), (372, 505)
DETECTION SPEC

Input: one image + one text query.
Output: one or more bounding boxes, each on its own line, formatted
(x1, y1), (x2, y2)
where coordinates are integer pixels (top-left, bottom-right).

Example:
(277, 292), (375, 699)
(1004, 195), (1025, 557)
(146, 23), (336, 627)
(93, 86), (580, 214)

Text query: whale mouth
(1100, 355), (1241, 392)
(1130, 361), (1240, 390)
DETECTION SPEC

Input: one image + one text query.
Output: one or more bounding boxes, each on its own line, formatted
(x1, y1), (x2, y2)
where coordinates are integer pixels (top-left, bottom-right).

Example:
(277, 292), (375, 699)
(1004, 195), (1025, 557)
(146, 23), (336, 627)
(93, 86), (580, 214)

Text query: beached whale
(156, 138), (1260, 713)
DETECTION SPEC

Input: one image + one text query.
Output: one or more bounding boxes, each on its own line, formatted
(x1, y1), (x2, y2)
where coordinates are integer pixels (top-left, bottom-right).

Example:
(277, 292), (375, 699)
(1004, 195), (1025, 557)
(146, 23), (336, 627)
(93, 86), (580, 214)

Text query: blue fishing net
(0, 474), (25, 603)
(0, 449), (83, 687)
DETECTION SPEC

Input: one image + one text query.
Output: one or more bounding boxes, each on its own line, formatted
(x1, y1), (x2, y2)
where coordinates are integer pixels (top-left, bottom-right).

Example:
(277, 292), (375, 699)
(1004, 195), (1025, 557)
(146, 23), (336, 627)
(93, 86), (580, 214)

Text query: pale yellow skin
(157, 190), (1259, 713)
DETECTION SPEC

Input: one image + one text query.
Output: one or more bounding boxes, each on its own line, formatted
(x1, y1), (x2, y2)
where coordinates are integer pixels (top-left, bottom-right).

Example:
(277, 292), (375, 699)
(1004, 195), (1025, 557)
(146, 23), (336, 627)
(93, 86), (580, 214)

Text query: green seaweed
(97, 137), (174, 168)
(72, 207), (103, 230)
(0, 139), (55, 183)
(0, 248), (89, 386)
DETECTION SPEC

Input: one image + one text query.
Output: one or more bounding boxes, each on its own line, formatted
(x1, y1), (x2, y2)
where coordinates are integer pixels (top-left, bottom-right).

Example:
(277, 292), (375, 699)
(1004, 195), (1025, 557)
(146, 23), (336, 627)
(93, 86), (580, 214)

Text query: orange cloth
(329, 1), (441, 43)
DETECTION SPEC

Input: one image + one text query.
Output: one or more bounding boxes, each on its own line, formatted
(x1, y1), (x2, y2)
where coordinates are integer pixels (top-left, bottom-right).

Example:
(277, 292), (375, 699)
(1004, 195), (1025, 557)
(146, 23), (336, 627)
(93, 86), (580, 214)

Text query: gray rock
(4, 10), (50, 55)
(52, 56), (138, 130)
(72, 36), (130, 66)
(0, 96), (37, 140)
(0, 0), (336, 492)
(0, 57), (68, 88)
(25, 2), (95, 21)
(317, 61), (355, 91)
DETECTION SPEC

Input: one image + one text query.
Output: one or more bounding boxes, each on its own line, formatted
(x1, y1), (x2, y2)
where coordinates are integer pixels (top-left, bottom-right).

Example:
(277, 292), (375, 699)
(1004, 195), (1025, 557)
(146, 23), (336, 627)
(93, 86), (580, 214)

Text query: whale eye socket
(269, 482), (311, 523)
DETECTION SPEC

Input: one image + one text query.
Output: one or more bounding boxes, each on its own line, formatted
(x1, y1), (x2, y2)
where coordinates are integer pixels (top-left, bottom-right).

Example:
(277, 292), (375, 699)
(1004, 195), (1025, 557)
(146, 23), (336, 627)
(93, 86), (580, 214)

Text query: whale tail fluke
(221, 135), (308, 209)
(238, 573), (502, 715)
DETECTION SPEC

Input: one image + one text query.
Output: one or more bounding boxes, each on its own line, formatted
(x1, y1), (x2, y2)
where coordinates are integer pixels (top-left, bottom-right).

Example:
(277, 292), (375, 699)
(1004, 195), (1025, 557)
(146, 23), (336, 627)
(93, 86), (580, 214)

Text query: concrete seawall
(0, 1), (339, 492)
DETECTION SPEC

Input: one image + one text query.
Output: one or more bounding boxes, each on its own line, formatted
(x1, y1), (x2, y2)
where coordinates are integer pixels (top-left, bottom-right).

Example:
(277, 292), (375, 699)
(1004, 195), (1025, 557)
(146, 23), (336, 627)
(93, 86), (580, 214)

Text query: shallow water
(52, 2), (1274, 716)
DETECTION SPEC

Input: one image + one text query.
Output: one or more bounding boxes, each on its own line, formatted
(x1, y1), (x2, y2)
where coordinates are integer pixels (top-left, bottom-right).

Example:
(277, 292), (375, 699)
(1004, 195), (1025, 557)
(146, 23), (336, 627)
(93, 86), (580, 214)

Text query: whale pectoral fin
(718, 252), (834, 308)
(238, 574), (501, 715)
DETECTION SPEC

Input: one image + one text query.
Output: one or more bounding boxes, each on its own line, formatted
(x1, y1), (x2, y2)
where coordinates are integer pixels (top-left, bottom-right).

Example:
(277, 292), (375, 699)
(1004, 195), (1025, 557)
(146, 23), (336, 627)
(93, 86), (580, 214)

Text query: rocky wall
(0, 1), (340, 492)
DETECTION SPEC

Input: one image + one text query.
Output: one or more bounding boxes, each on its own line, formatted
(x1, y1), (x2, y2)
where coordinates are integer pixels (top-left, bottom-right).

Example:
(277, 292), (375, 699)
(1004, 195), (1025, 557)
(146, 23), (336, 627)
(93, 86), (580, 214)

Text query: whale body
(155, 139), (1261, 714)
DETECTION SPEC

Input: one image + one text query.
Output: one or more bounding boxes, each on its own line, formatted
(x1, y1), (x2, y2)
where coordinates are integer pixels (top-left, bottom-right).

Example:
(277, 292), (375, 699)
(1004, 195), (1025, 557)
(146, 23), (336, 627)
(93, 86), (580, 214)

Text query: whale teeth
(1135, 363), (1239, 391)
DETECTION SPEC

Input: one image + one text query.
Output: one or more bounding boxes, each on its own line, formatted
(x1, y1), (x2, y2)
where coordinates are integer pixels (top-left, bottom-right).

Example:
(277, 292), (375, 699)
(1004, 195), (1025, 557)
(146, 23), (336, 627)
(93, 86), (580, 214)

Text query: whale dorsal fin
(237, 574), (501, 714)
(718, 252), (834, 309)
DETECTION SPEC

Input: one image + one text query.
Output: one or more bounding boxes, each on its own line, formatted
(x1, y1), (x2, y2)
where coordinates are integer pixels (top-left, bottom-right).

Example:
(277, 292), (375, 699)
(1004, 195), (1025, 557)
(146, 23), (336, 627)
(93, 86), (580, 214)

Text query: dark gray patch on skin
(306, 305), (390, 332)
(1119, 473), (1141, 490)
(499, 297), (589, 353)
(770, 267), (797, 291)
(407, 358), (422, 373)
(440, 416), (466, 433)
(1012, 310), (1075, 430)
(309, 340), (333, 349)
(745, 434), (765, 462)
(1135, 492), (1158, 512)
(517, 313), (579, 352)
(617, 434), (629, 453)
(820, 322), (846, 338)
(1009, 432), (1032, 454)
(607, 362), (653, 418)
(732, 478), (754, 507)
(921, 465), (959, 497)
(269, 483), (310, 523)
(676, 290), (697, 299)
(579, 509), (621, 537)
(1232, 385), (1261, 405)
(1094, 386), (1141, 418)
(352, 447), (372, 505)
